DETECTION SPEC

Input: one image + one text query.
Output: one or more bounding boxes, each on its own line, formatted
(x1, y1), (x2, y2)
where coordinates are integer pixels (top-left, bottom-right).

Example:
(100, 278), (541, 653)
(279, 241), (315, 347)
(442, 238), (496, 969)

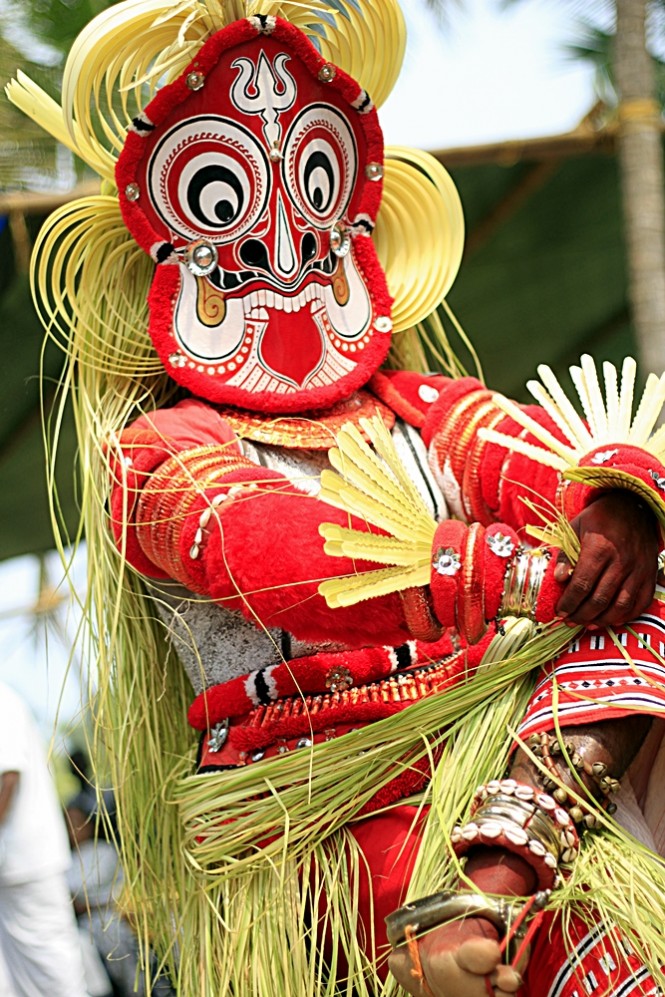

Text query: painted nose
(272, 192), (299, 281)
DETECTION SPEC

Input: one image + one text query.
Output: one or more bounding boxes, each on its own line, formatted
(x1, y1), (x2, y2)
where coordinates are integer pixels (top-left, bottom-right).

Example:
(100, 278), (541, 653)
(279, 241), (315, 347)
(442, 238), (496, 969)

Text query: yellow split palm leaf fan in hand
(480, 354), (665, 531)
(318, 416), (438, 607)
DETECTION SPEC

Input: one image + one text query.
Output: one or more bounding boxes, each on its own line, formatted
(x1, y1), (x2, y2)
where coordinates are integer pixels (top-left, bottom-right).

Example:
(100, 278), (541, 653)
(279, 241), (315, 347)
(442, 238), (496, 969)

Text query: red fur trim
(482, 524), (520, 620)
(368, 371), (449, 428)
(421, 376), (485, 446)
(145, 265), (181, 371)
(430, 520), (467, 629)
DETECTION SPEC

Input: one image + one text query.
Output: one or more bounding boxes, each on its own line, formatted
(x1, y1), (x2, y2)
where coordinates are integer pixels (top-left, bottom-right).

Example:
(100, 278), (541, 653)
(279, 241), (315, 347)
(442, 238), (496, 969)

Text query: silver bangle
(500, 549), (550, 619)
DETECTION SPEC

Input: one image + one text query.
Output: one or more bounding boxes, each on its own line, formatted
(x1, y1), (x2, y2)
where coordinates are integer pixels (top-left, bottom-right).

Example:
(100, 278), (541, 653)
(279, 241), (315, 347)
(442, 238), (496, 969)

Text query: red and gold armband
(132, 444), (260, 585)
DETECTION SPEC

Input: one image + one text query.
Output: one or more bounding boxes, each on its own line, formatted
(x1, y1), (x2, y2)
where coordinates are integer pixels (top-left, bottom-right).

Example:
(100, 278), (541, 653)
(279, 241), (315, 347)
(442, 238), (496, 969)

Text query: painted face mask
(117, 16), (393, 413)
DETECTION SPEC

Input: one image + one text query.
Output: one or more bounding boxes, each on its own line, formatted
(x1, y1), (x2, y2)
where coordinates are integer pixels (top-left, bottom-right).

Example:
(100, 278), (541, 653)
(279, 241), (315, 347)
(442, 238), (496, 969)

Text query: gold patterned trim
(218, 390), (395, 450)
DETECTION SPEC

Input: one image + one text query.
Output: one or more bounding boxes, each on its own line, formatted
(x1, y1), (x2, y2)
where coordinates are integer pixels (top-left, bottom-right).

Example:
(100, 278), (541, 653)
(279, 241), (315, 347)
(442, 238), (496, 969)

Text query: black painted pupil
(188, 165), (243, 227)
(216, 201), (234, 223)
(304, 151), (334, 213)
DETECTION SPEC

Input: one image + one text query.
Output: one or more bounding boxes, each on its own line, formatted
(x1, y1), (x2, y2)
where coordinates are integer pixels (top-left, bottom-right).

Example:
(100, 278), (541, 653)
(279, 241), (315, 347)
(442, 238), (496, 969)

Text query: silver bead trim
(185, 240), (219, 277)
(207, 719), (229, 752)
(186, 71), (205, 91)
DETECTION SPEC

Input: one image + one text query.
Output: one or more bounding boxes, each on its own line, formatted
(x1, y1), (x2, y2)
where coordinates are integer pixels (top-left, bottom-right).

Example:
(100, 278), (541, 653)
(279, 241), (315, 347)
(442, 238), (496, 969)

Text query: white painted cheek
(173, 265), (246, 362)
(322, 251), (372, 340)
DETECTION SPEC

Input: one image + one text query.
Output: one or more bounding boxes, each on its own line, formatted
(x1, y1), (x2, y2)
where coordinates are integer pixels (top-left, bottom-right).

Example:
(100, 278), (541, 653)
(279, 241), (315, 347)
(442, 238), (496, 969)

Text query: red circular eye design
(145, 115), (269, 243)
(281, 104), (357, 229)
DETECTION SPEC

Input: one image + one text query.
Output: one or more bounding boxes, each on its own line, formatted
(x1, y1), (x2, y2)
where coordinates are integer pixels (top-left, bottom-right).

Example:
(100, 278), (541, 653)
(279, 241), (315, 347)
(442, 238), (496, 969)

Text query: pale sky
(0, 0), (607, 732)
(382, 0), (601, 148)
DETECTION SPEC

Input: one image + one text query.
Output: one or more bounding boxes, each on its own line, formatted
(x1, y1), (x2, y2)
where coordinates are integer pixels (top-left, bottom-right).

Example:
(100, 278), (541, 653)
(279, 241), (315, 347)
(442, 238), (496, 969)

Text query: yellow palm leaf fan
(318, 416), (438, 607)
(30, 196), (158, 382)
(480, 354), (665, 530)
(316, 0), (406, 108)
(62, 0), (222, 179)
(375, 146), (465, 333)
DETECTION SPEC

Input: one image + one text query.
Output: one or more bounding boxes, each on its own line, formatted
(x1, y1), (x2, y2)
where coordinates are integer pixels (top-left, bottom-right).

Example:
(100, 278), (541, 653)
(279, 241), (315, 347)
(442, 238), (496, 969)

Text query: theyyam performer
(8, 0), (665, 994)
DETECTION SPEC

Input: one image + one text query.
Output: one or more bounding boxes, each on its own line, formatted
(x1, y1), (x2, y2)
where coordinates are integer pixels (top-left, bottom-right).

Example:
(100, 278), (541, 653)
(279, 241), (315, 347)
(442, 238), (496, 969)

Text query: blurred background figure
(0, 680), (89, 997)
(66, 788), (119, 997)
(66, 787), (176, 997)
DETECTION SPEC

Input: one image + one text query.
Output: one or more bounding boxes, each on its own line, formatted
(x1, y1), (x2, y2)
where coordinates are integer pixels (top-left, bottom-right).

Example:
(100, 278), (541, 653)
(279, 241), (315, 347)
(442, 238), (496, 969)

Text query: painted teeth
(242, 284), (324, 317)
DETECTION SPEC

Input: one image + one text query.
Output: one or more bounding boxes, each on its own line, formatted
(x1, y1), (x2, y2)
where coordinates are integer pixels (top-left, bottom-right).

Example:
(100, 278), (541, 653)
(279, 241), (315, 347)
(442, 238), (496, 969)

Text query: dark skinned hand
(553, 489), (660, 629)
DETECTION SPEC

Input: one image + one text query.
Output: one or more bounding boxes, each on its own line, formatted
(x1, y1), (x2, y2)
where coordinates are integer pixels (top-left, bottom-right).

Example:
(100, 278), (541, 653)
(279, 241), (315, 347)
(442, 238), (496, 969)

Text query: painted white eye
(146, 115), (269, 243)
(282, 104), (357, 228)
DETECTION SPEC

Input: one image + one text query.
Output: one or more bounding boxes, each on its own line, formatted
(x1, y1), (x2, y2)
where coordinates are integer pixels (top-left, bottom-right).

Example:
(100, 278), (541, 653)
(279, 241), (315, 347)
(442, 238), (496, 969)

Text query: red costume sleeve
(421, 377), (665, 541)
(108, 398), (411, 648)
(421, 377), (565, 537)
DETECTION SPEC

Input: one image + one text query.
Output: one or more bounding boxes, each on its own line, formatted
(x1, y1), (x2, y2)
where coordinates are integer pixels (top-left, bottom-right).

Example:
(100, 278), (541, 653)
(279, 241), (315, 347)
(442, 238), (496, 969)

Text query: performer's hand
(553, 490), (659, 628)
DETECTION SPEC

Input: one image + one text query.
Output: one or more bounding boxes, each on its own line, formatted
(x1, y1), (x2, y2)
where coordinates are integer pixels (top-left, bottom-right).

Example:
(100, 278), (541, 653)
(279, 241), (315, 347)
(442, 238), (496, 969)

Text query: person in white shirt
(0, 681), (89, 997)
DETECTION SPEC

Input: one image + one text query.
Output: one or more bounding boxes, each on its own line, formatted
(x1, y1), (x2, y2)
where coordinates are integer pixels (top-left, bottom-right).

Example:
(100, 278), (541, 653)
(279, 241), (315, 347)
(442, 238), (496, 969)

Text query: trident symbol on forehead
(231, 51), (297, 154)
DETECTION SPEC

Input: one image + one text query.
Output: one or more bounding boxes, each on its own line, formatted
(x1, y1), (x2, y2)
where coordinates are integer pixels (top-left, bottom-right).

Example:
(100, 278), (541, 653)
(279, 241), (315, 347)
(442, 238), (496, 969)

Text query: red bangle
(458, 523), (486, 643)
(430, 520), (467, 630)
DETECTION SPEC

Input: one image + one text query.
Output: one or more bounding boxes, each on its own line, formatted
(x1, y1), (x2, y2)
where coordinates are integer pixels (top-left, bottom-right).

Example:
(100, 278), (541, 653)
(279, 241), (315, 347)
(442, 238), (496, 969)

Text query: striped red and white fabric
(518, 596), (665, 739)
